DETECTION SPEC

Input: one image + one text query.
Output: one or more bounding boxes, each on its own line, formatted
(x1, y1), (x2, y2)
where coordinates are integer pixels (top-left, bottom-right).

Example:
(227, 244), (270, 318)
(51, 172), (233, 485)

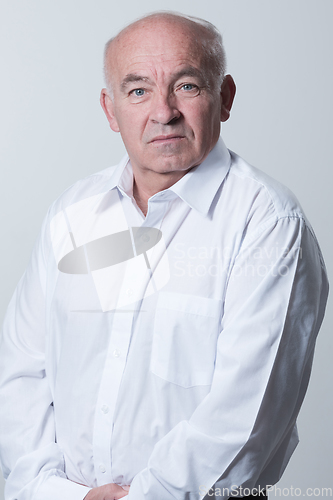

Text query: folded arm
(0, 212), (92, 500)
(125, 216), (328, 500)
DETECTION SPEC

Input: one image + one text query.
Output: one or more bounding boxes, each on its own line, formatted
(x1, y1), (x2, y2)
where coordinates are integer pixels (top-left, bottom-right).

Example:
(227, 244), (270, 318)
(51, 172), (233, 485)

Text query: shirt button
(99, 464), (106, 473)
(101, 405), (109, 414)
(113, 349), (121, 358)
(126, 288), (133, 296)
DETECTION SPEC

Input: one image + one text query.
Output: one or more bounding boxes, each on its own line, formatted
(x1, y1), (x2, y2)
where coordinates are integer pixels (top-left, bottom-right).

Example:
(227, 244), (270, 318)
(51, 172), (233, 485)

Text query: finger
(112, 484), (130, 500)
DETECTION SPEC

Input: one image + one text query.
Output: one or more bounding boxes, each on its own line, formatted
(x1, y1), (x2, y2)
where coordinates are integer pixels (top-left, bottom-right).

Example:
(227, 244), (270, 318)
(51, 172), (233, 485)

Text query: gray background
(0, 0), (332, 498)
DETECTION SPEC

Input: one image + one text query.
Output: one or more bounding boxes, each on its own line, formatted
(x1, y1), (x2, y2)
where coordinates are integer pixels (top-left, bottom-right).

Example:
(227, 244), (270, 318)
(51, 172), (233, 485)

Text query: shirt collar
(106, 136), (231, 216)
(168, 137), (231, 215)
(106, 154), (133, 197)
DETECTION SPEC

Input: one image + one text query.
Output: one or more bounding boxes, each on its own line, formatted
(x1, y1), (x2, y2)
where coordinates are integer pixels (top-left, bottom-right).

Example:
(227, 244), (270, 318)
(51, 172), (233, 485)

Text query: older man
(0, 11), (328, 500)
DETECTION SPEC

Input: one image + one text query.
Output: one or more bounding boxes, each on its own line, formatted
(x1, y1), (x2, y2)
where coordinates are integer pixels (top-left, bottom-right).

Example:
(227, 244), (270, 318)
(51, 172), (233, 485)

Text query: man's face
(102, 20), (232, 178)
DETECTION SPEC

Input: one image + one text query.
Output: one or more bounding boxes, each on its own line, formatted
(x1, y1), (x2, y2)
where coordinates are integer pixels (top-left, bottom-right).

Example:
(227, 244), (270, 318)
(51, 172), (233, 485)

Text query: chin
(155, 152), (199, 171)
(153, 160), (193, 175)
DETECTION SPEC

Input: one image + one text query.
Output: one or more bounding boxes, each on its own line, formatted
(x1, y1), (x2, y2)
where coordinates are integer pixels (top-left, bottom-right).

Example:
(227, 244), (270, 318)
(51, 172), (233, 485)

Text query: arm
(0, 212), (91, 500)
(125, 216), (328, 500)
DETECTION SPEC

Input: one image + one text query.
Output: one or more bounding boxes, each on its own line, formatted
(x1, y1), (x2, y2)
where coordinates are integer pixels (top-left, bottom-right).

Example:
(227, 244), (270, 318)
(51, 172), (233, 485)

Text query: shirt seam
(238, 215), (306, 251)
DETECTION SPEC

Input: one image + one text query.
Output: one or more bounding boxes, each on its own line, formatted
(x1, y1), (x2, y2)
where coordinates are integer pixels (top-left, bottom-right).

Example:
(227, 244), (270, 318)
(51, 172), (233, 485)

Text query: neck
(132, 167), (189, 217)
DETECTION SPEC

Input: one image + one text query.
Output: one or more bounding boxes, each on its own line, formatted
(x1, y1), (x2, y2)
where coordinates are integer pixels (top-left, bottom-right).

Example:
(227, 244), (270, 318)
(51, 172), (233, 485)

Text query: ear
(220, 75), (236, 123)
(100, 88), (120, 132)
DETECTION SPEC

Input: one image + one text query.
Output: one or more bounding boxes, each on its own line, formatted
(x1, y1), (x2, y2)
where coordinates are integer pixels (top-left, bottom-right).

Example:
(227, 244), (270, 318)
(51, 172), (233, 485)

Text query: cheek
(184, 99), (218, 132)
(115, 104), (147, 138)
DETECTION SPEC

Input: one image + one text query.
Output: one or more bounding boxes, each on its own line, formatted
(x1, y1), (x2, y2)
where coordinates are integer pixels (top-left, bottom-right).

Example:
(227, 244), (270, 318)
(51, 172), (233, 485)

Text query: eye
(131, 88), (145, 97)
(177, 83), (200, 97)
(181, 84), (195, 91)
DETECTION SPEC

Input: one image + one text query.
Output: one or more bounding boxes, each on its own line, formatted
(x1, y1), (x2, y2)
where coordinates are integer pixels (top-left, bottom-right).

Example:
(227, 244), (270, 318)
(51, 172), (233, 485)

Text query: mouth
(149, 135), (185, 144)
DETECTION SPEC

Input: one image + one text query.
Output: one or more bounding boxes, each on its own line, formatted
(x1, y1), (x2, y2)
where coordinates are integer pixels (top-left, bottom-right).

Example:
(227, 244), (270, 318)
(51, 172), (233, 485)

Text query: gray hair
(103, 11), (227, 98)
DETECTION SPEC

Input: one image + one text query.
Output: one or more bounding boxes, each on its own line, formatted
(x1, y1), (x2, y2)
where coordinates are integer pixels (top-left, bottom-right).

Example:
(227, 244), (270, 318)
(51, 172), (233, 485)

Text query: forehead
(109, 20), (205, 81)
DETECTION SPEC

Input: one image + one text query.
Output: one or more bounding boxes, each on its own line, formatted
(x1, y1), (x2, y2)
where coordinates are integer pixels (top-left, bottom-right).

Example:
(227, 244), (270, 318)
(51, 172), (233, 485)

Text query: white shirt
(0, 138), (328, 500)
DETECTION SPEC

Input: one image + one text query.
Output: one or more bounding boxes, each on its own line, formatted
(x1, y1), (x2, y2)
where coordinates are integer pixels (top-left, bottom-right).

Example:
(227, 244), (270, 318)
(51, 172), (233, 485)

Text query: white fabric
(0, 137), (328, 500)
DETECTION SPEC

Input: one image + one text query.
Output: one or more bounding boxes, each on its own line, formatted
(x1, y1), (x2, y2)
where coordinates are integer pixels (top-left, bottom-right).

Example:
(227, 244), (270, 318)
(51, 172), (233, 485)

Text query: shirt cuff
(34, 475), (92, 500)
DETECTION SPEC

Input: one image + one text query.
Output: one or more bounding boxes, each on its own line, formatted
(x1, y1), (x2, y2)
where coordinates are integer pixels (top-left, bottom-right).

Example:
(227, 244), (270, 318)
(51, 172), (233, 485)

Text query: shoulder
(48, 163), (120, 218)
(226, 150), (306, 222)
(216, 150), (321, 253)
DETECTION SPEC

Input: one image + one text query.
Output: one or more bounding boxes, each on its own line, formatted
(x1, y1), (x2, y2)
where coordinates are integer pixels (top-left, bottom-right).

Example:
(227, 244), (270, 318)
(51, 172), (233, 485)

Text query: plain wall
(0, 0), (332, 498)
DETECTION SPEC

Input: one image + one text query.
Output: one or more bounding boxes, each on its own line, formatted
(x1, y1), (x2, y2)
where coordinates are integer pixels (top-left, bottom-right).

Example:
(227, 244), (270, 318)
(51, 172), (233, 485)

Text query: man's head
(100, 12), (236, 183)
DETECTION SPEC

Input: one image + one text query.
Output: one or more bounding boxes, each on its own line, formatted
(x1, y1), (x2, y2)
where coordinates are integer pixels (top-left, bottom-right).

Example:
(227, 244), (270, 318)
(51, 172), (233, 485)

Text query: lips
(149, 134), (185, 143)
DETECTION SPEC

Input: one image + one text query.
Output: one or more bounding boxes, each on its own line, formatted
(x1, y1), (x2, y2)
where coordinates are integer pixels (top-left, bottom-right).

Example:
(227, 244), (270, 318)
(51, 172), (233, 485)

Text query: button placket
(92, 194), (167, 485)
(101, 405), (109, 414)
(92, 312), (133, 485)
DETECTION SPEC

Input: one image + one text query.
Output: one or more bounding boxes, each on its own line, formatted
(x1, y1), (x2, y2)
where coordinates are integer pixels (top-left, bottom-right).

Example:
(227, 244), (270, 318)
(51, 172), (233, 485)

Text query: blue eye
(133, 88), (145, 96)
(177, 83), (200, 97)
(182, 84), (194, 91)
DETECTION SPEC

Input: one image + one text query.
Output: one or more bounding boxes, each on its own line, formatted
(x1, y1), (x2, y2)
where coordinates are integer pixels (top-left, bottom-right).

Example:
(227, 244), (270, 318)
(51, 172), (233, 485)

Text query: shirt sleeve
(0, 211), (92, 500)
(126, 215), (329, 500)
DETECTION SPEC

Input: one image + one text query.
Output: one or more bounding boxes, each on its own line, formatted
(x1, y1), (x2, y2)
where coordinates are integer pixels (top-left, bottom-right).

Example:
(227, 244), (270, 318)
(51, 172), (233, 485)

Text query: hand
(84, 483), (130, 500)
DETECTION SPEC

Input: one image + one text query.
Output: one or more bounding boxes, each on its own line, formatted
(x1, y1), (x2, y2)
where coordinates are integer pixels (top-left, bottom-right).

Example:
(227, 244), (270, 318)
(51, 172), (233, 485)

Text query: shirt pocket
(150, 292), (221, 388)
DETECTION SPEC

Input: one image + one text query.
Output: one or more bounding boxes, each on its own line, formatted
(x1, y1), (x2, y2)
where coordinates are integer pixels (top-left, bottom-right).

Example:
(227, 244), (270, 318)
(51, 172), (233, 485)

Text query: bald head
(103, 12), (226, 98)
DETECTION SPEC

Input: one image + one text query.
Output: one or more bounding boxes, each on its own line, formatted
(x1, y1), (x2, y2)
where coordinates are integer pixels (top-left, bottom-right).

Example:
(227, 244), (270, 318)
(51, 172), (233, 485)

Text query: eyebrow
(120, 66), (207, 93)
(172, 66), (206, 84)
(120, 74), (152, 92)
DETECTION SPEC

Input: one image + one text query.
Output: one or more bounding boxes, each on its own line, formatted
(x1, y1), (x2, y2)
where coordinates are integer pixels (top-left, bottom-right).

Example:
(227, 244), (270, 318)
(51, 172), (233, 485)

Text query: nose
(150, 92), (181, 125)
